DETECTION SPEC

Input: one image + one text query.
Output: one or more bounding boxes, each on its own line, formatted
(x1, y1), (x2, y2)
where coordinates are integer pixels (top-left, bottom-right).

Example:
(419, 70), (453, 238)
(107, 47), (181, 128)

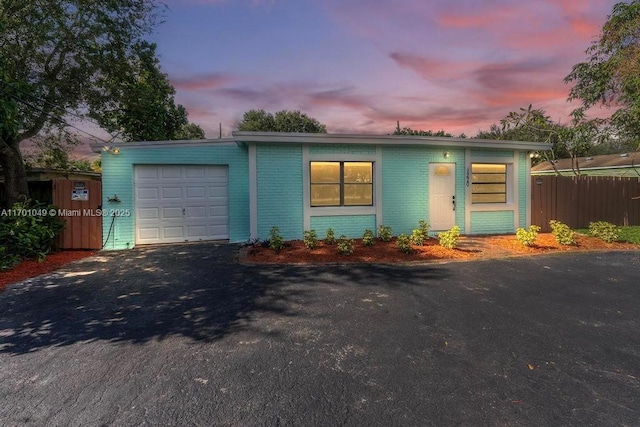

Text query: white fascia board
(534, 165), (637, 173)
(232, 131), (552, 152)
(90, 138), (237, 153)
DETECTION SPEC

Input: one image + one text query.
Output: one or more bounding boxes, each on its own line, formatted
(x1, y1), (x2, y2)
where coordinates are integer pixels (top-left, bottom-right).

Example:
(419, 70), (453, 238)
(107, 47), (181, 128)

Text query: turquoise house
(92, 132), (550, 250)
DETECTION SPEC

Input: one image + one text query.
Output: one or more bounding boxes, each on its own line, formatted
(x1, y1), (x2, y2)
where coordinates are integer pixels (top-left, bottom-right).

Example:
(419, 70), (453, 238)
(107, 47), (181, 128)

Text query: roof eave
(90, 138), (237, 153)
(232, 131), (551, 151)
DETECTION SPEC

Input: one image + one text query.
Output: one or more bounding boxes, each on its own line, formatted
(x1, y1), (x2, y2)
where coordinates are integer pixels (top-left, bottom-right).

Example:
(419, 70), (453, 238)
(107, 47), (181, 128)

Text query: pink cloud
(389, 52), (475, 80)
(437, 4), (521, 29)
(171, 73), (235, 91)
(306, 88), (372, 111)
(559, 1), (603, 39)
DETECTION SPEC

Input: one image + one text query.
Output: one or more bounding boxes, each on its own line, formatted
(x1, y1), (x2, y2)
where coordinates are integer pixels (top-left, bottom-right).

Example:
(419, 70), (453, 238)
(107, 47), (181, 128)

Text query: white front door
(429, 163), (456, 230)
(134, 165), (229, 244)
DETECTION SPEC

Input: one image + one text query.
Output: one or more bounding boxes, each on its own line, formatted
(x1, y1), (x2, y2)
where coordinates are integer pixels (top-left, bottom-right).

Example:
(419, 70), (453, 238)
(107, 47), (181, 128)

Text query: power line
(0, 80), (118, 141)
(0, 86), (114, 145)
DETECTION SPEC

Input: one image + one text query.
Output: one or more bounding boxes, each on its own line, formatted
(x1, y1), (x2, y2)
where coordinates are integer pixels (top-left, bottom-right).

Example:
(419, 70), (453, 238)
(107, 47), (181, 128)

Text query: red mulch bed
(245, 233), (638, 264)
(247, 238), (475, 264)
(0, 251), (95, 291)
(484, 233), (638, 254)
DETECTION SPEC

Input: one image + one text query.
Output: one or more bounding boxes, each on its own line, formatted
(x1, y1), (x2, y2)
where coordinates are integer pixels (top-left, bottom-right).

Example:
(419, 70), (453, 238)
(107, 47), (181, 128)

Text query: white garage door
(134, 165), (229, 244)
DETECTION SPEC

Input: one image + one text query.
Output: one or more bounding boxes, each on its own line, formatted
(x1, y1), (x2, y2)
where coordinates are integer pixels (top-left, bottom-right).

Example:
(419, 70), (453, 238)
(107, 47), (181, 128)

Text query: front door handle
(452, 195), (456, 211)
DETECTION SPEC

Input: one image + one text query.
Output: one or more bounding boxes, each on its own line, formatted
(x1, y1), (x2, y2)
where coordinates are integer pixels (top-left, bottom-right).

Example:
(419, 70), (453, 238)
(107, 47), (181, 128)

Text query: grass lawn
(620, 226), (640, 244)
(576, 225), (640, 245)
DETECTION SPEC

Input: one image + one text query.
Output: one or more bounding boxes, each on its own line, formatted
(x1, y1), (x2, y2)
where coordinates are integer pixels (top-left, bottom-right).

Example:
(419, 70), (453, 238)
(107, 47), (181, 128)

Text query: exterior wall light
(102, 146), (120, 155)
(443, 151), (450, 158)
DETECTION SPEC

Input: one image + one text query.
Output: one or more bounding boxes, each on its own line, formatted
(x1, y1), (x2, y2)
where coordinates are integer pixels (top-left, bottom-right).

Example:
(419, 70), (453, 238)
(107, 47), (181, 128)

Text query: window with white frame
(310, 161), (373, 206)
(471, 163), (507, 203)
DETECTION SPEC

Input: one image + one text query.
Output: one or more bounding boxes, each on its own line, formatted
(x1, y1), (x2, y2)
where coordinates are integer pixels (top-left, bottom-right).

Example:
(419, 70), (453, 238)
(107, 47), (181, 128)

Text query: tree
(487, 105), (601, 175)
(237, 109), (327, 133)
(393, 122), (453, 137)
(95, 41), (203, 142)
(0, 0), (162, 207)
(25, 129), (94, 172)
(175, 123), (206, 140)
(565, 0), (640, 145)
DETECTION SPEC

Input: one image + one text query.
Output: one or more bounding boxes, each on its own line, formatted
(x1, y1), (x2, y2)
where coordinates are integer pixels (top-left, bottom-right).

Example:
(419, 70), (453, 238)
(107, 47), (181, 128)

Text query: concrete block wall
(381, 146), (465, 236)
(518, 151), (528, 228)
(256, 144), (303, 240)
(310, 215), (376, 238)
(101, 144), (249, 250)
(470, 211), (515, 234)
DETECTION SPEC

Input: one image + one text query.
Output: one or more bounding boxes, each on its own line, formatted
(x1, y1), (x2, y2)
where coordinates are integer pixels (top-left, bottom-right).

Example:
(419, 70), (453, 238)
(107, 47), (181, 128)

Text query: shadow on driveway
(0, 242), (447, 355)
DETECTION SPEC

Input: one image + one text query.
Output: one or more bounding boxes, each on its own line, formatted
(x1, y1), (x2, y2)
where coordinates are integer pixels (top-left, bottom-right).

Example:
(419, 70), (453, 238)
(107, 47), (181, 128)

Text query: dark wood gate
(53, 179), (103, 249)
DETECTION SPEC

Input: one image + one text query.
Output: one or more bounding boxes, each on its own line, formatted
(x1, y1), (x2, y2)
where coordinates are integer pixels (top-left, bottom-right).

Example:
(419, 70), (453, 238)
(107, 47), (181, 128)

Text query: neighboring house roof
(91, 132), (552, 152)
(532, 152), (640, 176)
(0, 167), (101, 182)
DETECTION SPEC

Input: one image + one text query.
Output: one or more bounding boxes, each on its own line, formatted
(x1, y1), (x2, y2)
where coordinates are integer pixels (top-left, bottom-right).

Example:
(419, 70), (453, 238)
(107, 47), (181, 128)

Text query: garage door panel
(161, 207), (183, 219)
(186, 206), (206, 218)
(137, 187), (159, 200)
(208, 217), (229, 226)
(136, 166), (159, 180)
(186, 186), (206, 199)
(208, 167), (228, 178)
(186, 225), (207, 237)
(138, 207), (160, 220)
(162, 187), (182, 199)
(138, 228), (160, 240)
(210, 225), (228, 237)
(162, 227), (185, 239)
(135, 165), (229, 244)
(186, 167), (206, 179)
(161, 166), (182, 179)
(209, 186), (228, 197)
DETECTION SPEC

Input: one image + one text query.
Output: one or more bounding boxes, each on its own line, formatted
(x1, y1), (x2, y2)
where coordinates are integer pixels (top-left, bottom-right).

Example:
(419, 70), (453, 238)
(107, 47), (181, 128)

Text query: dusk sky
(138, 0), (618, 138)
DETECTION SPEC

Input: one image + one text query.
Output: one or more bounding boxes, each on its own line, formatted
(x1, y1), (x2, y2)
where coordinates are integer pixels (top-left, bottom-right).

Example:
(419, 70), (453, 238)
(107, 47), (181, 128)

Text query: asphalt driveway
(0, 243), (639, 426)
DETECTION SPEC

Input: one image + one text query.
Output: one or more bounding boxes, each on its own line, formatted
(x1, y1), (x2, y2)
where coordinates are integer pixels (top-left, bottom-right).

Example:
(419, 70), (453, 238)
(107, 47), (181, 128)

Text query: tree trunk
(0, 140), (29, 208)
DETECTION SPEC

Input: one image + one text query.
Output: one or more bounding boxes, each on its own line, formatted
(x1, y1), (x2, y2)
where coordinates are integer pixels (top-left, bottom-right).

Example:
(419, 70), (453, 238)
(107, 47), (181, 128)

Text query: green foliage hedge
(377, 225), (393, 242)
(0, 199), (64, 270)
(337, 235), (354, 255)
(362, 229), (375, 247)
(396, 234), (414, 254)
(438, 226), (460, 249)
(303, 229), (318, 249)
(589, 221), (620, 243)
(516, 225), (541, 247)
(550, 220), (576, 245)
(268, 226), (285, 250)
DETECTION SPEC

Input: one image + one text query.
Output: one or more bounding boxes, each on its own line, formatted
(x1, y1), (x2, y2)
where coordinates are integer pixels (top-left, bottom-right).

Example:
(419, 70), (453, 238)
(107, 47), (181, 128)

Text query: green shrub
(0, 199), (64, 270)
(303, 229), (318, 249)
(0, 246), (19, 271)
(438, 225), (461, 249)
(325, 228), (337, 245)
(377, 225), (393, 242)
(396, 233), (414, 254)
(337, 235), (354, 255)
(549, 220), (575, 245)
(516, 225), (541, 247)
(589, 221), (620, 243)
(268, 226), (285, 251)
(362, 229), (375, 247)
(410, 220), (430, 246)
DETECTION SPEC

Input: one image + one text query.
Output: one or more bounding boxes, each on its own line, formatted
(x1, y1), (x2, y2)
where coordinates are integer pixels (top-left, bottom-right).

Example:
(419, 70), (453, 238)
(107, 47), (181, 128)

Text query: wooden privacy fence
(531, 175), (640, 232)
(52, 179), (103, 249)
